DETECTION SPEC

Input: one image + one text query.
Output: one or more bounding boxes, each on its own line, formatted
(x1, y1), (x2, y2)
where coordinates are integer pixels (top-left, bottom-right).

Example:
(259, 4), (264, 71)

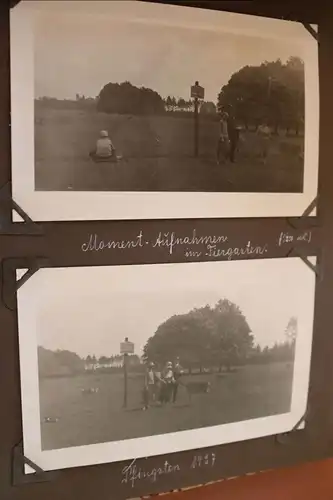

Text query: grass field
(39, 362), (293, 451)
(35, 108), (304, 193)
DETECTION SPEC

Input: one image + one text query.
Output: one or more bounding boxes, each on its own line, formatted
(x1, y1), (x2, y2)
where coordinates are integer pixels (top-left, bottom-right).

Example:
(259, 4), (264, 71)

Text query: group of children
(142, 359), (183, 410)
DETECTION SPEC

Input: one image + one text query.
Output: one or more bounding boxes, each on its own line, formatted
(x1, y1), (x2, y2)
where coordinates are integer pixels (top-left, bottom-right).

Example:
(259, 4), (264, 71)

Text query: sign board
(191, 84), (205, 99)
(120, 340), (134, 354)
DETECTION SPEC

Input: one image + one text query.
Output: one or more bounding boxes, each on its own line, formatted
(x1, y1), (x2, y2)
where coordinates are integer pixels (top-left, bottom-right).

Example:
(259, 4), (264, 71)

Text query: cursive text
(122, 459), (181, 488)
(82, 232), (144, 252)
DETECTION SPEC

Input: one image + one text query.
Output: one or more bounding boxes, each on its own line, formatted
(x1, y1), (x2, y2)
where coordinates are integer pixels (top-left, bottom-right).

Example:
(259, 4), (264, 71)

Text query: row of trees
(38, 347), (84, 378)
(85, 354), (141, 366)
(97, 82), (217, 116)
(36, 92), (217, 117)
(217, 56), (305, 134)
(37, 55), (304, 132)
(143, 300), (297, 372)
(164, 96), (216, 115)
(38, 348), (143, 378)
(35, 96), (96, 110)
(38, 303), (297, 378)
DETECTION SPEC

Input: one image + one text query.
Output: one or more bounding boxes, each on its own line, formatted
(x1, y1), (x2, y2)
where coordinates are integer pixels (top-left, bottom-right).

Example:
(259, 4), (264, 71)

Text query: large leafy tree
(143, 313), (211, 371)
(217, 57), (304, 133)
(97, 81), (165, 115)
(207, 300), (253, 371)
(143, 299), (253, 372)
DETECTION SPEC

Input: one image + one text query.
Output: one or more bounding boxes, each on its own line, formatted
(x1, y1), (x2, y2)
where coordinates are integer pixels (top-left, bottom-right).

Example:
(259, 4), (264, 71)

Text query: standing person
(154, 365), (163, 403)
(226, 111), (240, 163)
(257, 123), (272, 164)
(143, 362), (156, 410)
(216, 112), (230, 165)
(172, 358), (183, 403)
(160, 361), (175, 404)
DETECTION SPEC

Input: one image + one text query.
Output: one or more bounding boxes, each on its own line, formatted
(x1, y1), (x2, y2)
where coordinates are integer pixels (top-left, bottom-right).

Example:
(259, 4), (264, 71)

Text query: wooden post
(120, 337), (134, 409)
(194, 96), (199, 157)
(191, 81), (204, 158)
(123, 352), (128, 408)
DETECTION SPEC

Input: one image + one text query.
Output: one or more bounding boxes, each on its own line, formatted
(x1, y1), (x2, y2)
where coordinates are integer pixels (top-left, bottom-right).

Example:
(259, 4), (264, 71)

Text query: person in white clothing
(257, 123), (272, 163)
(90, 130), (116, 160)
(217, 112), (230, 164)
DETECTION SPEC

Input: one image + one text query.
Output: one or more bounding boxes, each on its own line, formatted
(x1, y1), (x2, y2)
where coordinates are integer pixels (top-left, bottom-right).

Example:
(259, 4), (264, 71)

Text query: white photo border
(10, 1), (319, 221)
(16, 258), (316, 473)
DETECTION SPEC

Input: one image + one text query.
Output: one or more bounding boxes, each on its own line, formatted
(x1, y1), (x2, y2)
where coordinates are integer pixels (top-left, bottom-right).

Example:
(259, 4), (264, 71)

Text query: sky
(33, 1), (304, 103)
(35, 259), (312, 359)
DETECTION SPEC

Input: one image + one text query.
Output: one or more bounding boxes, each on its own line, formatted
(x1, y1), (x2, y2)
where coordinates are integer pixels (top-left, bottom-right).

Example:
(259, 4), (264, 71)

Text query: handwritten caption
(81, 230), (268, 260)
(278, 230), (312, 246)
(81, 228), (313, 261)
(121, 453), (217, 488)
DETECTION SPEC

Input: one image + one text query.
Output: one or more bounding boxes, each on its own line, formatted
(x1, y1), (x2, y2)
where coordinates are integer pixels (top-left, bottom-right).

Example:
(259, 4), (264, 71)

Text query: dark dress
(172, 365), (182, 403)
(227, 116), (240, 162)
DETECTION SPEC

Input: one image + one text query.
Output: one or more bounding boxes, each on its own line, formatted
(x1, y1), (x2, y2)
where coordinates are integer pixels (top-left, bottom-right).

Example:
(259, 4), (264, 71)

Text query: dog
(81, 388), (99, 395)
(183, 381), (211, 403)
(43, 417), (59, 423)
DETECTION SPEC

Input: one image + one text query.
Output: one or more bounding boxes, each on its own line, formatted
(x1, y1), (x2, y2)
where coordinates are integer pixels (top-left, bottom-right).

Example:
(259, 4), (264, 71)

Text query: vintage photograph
(17, 259), (315, 471)
(10, 1), (319, 220)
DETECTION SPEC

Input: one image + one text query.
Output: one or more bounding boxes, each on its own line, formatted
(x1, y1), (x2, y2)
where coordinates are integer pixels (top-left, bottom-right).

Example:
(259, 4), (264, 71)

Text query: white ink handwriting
(205, 241), (268, 260)
(152, 230), (228, 256)
(81, 232), (144, 252)
(121, 459), (181, 488)
(278, 232), (294, 246)
(190, 452), (216, 469)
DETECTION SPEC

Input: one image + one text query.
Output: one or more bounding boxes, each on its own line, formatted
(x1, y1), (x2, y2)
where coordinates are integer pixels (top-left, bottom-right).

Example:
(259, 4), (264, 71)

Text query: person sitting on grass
(89, 130), (116, 161)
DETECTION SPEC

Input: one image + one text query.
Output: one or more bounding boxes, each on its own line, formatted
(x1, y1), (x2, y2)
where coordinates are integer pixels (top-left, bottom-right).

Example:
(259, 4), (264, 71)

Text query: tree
(177, 98), (186, 110)
(200, 101), (217, 115)
(217, 57), (304, 133)
(143, 299), (253, 373)
(285, 316), (298, 343)
(128, 354), (141, 366)
(185, 99), (193, 111)
(55, 349), (84, 374)
(99, 356), (109, 364)
(143, 313), (211, 372)
(170, 96), (177, 111)
(208, 300), (253, 371)
(38, 347), (84, 377)
(97, 81), (165, 115)
(165, 95), (173, 111)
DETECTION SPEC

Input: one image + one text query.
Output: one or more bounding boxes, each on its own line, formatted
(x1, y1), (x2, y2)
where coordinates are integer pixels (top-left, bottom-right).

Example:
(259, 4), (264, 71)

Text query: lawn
(39, 362), (294, 451)
(35, 108), (304, 193)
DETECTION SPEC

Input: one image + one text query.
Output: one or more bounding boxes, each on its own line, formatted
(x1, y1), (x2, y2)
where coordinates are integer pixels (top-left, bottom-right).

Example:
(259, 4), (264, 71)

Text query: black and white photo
(17, 259), (315, 471)
(10, 1), (319, 220)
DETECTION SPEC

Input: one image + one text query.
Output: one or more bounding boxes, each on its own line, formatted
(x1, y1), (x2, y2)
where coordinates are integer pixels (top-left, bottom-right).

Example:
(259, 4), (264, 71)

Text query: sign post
(190, 81), (205, 157)
(120, 337), (134, 408)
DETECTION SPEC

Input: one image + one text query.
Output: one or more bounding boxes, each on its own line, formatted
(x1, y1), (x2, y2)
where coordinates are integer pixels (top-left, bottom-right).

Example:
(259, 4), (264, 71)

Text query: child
(159, 361), (175, 404)
(90, 130), (116, 160)
(217, 112), (230, 164)
(257, 123), (272, 163)
(142, 362), (156, 410)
